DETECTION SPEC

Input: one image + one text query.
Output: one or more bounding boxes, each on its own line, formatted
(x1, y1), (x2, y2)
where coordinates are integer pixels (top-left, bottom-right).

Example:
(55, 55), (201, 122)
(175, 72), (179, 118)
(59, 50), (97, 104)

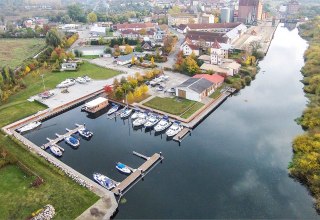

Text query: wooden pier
(173, 127), (191, 142)
(112, 152), (163, 196)
(42, 124), (84, 149)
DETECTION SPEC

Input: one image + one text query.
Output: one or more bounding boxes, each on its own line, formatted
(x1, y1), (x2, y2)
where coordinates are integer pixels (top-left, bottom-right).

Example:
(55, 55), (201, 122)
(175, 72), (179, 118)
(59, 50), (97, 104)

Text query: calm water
(24, 25), (318, 218)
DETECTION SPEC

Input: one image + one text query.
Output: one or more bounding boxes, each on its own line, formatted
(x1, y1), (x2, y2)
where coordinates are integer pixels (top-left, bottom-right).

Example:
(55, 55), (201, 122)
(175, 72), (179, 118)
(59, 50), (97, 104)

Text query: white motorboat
(154, 116), (172, 132)
(78, 128), (93, 139)
(120, 108), (133, 118)
(93, 173), (116, 190)
(76, 77), (87, 84)
(107, 104), (119, 115)
(82, 75), (91, 82)
(64, 135), (80, 147)
(131, 110), (140, 120)
(56, 78), (76, 88)
(116, 162), (132, 174)
(17, 121), (41, 133)
(50, 145), (63, 157)
(166, 121), (183, 137)
(132, 114), (147, 127)
(162, 75), (169, 80)
(144, 115), (160, 128)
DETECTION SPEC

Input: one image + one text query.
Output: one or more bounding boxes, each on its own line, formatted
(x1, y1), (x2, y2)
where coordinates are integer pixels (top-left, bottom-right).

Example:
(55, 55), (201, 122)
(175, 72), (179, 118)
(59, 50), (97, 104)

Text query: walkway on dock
(112, 152), (163, 196)
(42, 124), (84, 149)
(173, 127), (191, 143)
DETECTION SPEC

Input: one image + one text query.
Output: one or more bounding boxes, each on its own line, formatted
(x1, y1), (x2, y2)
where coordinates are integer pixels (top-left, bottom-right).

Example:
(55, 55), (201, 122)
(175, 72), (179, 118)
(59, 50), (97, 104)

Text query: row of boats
(93, 162), (132, 190)
(56, 76), (92, 88)
(105, 103), (184, 137)
(48, 126), (94, 157)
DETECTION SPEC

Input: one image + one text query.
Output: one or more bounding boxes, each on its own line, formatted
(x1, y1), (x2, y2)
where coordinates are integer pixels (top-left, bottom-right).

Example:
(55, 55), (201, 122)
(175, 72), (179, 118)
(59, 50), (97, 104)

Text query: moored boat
(50, 145), (63, 157)
(64, 135), (80, 147)
(107, 103), (119, 115)
(17, 121), (41, 133)
(154, 116), (172, 132)
(166, 121), (183, 137)
(93, 172), (116, 190)
(78, 128), (93, 139)
(144, 114), (160, 128)
(120, 108), (133, 118)
(116, 162), (132, 174)
(133, 116), (147, 127)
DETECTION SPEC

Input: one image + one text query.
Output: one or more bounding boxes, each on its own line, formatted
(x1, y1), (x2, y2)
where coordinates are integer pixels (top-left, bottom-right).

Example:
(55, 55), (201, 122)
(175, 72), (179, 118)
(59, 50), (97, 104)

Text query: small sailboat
(107, 103), (119, 115)
(144, 114), (160, 128)
(50, 145), (63, 157)
(93, 173), (116, 190)
(120, 108), (133, 118)
(78, 128), (93, 139)
(115, 162), (132, 174)
(17, 121), (41, 133)
(166, 121), (183, 137)
(64, 135), (80, 147)
(154, 116), (172, 132)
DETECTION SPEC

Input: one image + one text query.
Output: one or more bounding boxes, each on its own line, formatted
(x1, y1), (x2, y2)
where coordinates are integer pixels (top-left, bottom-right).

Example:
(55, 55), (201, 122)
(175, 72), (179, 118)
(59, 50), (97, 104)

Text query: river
(24, 24), (318, 218)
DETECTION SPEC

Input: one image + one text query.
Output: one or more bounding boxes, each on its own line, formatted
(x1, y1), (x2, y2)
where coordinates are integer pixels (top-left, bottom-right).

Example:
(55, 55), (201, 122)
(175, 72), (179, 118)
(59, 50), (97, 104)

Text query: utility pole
(41, 74), (46, 91)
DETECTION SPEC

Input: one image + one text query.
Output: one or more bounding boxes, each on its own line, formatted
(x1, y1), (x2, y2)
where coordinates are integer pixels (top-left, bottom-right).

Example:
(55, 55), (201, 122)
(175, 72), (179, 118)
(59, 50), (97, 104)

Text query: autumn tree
(182, 56), (199, 75)
(151, 57), (155, 66)
(87, 12), (98, 24)
(125, 44), (133, 55)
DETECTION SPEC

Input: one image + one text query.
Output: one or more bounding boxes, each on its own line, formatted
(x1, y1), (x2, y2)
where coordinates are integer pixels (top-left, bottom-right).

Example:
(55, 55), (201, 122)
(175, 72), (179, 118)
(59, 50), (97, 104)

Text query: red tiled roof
(120, 30), (139, 34)
(116, 22), (155, 30)
(212, 39), (221, 49)
(186, 22), (241, 30)
(193, 74), (224, 84)
(186, 31), (228, 43)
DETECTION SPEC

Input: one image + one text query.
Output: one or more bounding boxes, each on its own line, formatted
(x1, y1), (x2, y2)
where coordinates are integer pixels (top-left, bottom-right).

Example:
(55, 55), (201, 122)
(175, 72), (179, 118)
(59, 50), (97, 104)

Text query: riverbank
(288, 17), (320, 212)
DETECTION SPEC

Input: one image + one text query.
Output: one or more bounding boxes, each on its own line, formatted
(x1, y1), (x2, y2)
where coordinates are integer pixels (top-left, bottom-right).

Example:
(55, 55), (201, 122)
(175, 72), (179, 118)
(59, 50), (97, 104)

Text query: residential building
(184, 31), (230, 48)
(116, 52), (144, 65)
(238, 0), (263, 24)
(168, 13), (198, 26)
(61, 63), (77, 71)
(287, 0), (299, 15)
(199, 13), (215, 24)
(141, 41), (153, 51)
(120, 30), (140, 39)
(90, 26), (106, 37)
(181, 43), (200, 56)
(175, 78), (215, 102)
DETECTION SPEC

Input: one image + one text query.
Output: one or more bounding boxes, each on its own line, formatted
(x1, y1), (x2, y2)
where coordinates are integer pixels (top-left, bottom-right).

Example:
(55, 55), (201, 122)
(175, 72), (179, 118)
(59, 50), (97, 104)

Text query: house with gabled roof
(175, 77), (215, 102)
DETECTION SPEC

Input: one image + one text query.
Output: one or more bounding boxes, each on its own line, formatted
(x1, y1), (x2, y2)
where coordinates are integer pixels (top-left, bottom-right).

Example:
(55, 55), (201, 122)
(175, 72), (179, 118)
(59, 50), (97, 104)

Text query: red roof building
(193, 74), (224, 87)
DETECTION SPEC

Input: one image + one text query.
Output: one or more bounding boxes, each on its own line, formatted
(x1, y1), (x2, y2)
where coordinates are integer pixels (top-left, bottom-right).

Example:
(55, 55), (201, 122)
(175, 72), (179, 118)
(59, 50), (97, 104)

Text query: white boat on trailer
(76, 77), (87, 84)
(166, 121), (183, 137)
(107, 103), (119, 115)
(154, 116), (172, 132)
(93, 172), (116, 190)
(50, 145), (63, 157)
(116, 162), (132, 174)
(17, 121), (41, 133)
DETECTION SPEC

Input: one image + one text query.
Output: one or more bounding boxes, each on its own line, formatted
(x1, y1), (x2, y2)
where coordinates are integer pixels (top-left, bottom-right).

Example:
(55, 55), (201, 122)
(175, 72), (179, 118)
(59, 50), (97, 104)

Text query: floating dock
(112, 152), (163, 196)
(42, 124), (84, 149)
(173, 128), (191, 143)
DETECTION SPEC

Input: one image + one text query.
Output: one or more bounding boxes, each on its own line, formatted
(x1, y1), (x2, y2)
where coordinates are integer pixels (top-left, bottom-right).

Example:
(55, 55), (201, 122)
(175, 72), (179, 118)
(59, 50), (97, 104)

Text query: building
(175, 78), (215, 102)
(199, 13), (215, 24)
(168, 14), (198, 26)
(193, 74), (224, 89)
(82, 97), (108, 114)
(73, 46), (106, 56)
(116, 52), (144, 65)
(90, 26), (106, 37)
(287, 0), (299, 15)
(115, 22), (156, 31)
(200, 59), (241, 76)
(221, 7), (231, 23)
(184, 31), (230, 48)
(181, 43), (200, 56)
(120, 30), (140, 39)
(238, 0), (263, 24)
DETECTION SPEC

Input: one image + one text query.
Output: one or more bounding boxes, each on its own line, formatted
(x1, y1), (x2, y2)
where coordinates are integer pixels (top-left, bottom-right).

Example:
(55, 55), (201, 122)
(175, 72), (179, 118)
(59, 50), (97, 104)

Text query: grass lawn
(144, 97), (203, 118)
(0, 38), (45, 68)
(0, 136), (99, 219)
(81, 55), (100, 59)
(209, 85), (226, 100)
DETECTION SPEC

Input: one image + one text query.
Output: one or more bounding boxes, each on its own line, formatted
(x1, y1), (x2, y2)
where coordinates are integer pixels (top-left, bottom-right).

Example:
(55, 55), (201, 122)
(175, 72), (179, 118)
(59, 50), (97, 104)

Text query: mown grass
(144, 96), (203, 118)
(0, 135), (99, 219)
(0, 38), (45, 68)
(180, 102), (204, 119)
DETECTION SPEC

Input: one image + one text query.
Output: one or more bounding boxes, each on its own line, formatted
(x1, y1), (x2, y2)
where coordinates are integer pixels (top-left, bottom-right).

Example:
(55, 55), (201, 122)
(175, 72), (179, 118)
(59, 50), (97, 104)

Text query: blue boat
(107, 103), (119, 115)
(64, 135), (80, 147)
(116, 162), (132, 174)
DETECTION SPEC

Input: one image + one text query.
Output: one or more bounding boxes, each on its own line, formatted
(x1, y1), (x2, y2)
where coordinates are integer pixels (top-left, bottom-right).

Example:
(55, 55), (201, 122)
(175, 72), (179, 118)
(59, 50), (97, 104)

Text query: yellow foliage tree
(125, 44), (133, 55)
(25, 66), (31, 75)
(133, 87), (142, 98)
(151, 57), (155, 65)
(140, 84), (149, 94)
(127, 91), (134, 103)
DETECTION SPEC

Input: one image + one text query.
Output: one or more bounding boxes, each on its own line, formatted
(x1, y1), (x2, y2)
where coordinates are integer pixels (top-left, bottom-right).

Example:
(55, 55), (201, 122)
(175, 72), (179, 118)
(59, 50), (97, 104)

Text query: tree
(67, 4), (86, 22)
(183, 56), (199, 75)
(135, 43), (142, 52)
(125, 44), (133, 55)
(115, 87), (124, 99)
(46, 29), (62, 47)
(104, 47), (112, 54)
(61, 15), (72, 24)
(139, 28), (147, 35)
(113, 78), (120, 89)
(168, 6), (181, 15)
(151, 57), (155, 65)
(87, 12), (98, 24)
(133, 87), (142, 98)
(104, 85), (113, 94)
(140, 84), (149, 94)
(131, 55), (135, 65)
(135, 72), (144, 82)
(127, 91), (134, 103)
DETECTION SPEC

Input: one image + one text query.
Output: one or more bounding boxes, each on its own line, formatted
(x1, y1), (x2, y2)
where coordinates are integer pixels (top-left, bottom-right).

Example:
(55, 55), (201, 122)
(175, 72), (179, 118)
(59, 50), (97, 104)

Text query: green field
(0, 38), (45, 68)
(144, 97), (203, 118)
(0, 61), (121, 219)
